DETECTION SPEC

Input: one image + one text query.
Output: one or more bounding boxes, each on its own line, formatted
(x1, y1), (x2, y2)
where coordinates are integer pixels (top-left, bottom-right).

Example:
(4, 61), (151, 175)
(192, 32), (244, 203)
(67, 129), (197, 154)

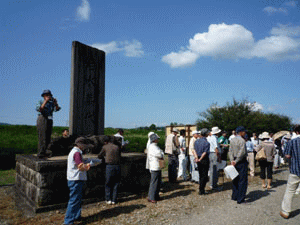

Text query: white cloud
(251, 35), (300, 61)
(271, 24), (300, 37)
(92, 40), (144, 57)
(246, 102), (264, 111)
(162, 50), (199, 68)
(162, 23), (300, 68)
(76, 0), (91, 21)
(263, 6), (288, 15)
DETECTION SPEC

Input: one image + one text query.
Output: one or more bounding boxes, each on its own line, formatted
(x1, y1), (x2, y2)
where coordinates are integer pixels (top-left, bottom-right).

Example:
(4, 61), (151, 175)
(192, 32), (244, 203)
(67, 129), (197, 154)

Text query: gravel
(0, 167), (299, 225)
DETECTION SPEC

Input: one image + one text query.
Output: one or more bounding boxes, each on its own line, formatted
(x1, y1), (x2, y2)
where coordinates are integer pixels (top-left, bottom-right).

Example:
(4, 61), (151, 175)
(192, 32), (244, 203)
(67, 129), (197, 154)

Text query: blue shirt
(285, 137), (300, 176)
(36, 99), (60, 119)
(194, 137), (210, 158)
(246, 140), (254, 152)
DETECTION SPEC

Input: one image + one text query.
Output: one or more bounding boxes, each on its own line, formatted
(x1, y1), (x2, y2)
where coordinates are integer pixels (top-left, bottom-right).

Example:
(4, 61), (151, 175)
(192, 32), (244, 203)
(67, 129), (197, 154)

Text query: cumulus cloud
(76, 0), (91, 21)
(162, 23), (300, 68)
(92, 40), (144, 57)
(263, 6), (288, 15)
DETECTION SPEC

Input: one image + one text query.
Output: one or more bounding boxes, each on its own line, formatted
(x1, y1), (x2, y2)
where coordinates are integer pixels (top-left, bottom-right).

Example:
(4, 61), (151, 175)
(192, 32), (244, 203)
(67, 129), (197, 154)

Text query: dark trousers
(105, 165), (121, 203)
(232, 160), (248, 203)
(37, 115), (53, 156)
(197, 158), (209, 194)
(168, 154), (178, 182)
(148, 170), (161, 201)
(259, 160), (273, 179)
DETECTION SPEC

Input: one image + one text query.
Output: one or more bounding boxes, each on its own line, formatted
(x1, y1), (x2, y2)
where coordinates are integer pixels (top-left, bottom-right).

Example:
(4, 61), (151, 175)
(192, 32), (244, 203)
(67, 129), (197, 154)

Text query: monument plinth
(15, 153), (150, 213)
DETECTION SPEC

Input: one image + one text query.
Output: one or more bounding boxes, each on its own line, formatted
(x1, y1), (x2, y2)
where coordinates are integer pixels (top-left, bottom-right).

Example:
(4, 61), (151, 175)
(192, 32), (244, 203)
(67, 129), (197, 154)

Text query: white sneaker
(106, 200), (112, 205)
(111, 202), (115, 205)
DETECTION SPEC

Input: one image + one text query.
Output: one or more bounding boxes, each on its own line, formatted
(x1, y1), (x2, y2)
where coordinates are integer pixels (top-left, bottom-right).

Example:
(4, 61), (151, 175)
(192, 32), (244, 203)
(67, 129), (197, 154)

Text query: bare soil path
(0, 167), (299, 225)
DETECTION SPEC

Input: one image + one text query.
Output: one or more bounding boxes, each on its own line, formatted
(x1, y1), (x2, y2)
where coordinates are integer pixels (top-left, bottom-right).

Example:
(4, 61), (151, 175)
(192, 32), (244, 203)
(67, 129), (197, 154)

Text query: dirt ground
(0, 167), (299, 225)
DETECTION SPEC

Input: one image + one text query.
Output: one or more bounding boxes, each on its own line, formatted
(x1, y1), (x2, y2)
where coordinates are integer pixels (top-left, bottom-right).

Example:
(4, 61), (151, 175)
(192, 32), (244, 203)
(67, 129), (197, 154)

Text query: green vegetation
(0, 169), (15, 185)
(197, 98), (293, 134)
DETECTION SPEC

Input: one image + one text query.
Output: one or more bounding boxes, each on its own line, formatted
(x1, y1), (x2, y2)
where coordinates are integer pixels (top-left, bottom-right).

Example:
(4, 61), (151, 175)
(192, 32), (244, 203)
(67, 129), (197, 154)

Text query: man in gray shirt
(229, 126), (248, 204)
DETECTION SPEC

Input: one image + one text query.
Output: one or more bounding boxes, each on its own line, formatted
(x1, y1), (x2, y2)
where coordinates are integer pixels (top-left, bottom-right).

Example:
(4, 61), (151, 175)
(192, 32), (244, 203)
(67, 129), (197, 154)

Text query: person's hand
(231, 161), (236, 166)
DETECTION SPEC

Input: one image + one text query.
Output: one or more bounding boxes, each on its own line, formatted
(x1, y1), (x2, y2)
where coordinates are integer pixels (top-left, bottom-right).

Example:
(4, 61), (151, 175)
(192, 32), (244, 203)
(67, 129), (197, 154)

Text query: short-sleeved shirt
(208, 135), (219, 153)
(285, 136), (300, 176)
(194, 137), (210, 158)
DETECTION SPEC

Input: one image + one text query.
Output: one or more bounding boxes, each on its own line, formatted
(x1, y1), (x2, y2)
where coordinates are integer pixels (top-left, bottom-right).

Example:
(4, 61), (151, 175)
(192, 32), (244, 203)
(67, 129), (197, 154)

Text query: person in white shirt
(147, 133), (164, 203)
(178, 130), (187, 181)
(114, 129), (129, 149)
(189, 130), (200, 183)
(208, 126), (222, 190)
(229, 130), (236, 143)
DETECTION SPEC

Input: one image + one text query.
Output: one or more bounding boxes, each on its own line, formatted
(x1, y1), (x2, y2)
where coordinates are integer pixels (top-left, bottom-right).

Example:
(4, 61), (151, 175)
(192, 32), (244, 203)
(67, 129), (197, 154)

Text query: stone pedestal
(15, 153), (150, 213)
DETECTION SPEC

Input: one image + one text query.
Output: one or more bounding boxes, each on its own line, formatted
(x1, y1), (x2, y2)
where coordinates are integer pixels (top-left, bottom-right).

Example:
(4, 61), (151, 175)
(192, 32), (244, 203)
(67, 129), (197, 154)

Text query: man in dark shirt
(194, 128), (210, 195)
(98, 136), (121, 205)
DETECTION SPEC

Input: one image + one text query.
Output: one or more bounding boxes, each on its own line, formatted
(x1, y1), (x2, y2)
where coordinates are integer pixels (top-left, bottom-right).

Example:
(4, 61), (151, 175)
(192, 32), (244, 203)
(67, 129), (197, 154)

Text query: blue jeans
(105, 165), (121, 203)
(64, 180), (84, 225)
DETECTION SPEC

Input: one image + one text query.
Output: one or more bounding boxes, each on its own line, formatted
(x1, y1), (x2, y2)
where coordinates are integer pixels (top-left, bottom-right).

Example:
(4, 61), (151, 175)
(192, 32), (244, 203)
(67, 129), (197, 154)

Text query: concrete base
(15, 153), (150, 213)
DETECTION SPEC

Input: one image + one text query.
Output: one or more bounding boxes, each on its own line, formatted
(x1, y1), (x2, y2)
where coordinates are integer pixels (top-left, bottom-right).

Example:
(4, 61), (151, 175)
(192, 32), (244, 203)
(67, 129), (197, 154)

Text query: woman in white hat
(255, 132), (276, 189)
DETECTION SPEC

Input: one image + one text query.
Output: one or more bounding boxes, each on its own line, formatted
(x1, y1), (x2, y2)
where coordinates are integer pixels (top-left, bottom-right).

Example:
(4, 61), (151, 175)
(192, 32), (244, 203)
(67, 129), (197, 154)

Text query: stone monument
(69, 41), (105, 136)
(15, 41), (150, 213)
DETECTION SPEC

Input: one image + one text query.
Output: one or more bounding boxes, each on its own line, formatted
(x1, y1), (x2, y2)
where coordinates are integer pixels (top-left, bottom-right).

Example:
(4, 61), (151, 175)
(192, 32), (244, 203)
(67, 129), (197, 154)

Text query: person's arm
(74, 152), (90, 171)
(53, 98), (61, 111)
(235, 140), (247, 164)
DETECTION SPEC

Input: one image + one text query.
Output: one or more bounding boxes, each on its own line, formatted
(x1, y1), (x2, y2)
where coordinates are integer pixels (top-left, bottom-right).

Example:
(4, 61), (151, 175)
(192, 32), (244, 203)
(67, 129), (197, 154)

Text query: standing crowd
(146, 124), (300, 220)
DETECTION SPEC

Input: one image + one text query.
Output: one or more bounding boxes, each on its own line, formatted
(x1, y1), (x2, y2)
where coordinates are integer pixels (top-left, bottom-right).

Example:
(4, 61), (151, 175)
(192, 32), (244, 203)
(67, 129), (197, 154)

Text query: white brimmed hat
(192, 130), (200, 135)
(211, 126), (221, 135)
(261, 132), (271, 139)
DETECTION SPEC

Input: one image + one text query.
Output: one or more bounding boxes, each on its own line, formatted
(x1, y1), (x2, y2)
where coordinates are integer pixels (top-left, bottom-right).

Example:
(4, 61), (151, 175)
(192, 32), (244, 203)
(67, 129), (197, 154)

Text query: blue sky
(1, 0), (300, 128)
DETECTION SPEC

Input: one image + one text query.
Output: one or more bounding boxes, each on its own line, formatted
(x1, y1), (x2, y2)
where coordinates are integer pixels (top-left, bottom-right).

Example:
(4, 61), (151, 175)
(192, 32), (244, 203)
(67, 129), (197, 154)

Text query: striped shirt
(285, 137), (300, 177)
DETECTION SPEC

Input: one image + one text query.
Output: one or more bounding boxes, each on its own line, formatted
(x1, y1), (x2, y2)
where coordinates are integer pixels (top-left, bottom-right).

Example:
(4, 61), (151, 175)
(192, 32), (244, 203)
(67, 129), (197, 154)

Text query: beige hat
(172, 128), (179, 133)
(211, 126), (221, 135)
(261, 132), (271, 139)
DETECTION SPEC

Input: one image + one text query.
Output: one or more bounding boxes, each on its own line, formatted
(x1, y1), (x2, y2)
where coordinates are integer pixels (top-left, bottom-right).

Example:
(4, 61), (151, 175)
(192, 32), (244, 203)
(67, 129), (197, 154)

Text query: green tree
(149, 124), (157, 130)
(196, 98), (292, 134)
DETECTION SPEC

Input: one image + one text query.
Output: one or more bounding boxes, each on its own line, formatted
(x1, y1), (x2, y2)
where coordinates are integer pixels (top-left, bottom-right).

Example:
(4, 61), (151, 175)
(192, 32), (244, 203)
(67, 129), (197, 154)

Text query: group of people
(146, 124), (300, 219)
(35, 90), (300, 222)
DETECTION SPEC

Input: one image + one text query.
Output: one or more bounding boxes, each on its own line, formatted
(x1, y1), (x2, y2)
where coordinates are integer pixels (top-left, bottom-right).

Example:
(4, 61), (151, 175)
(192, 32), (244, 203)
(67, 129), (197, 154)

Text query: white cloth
(114, 133), (125, 146)
(208, 135), (219, 153)
(148, 143), (164, 171)
(229, 134), (236, 142)
(178, 136), (187, 179)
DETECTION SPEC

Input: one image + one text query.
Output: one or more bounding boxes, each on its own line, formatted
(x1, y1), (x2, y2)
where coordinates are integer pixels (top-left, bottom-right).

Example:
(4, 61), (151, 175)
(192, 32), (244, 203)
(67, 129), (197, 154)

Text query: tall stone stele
(69, 41), (105, 136)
